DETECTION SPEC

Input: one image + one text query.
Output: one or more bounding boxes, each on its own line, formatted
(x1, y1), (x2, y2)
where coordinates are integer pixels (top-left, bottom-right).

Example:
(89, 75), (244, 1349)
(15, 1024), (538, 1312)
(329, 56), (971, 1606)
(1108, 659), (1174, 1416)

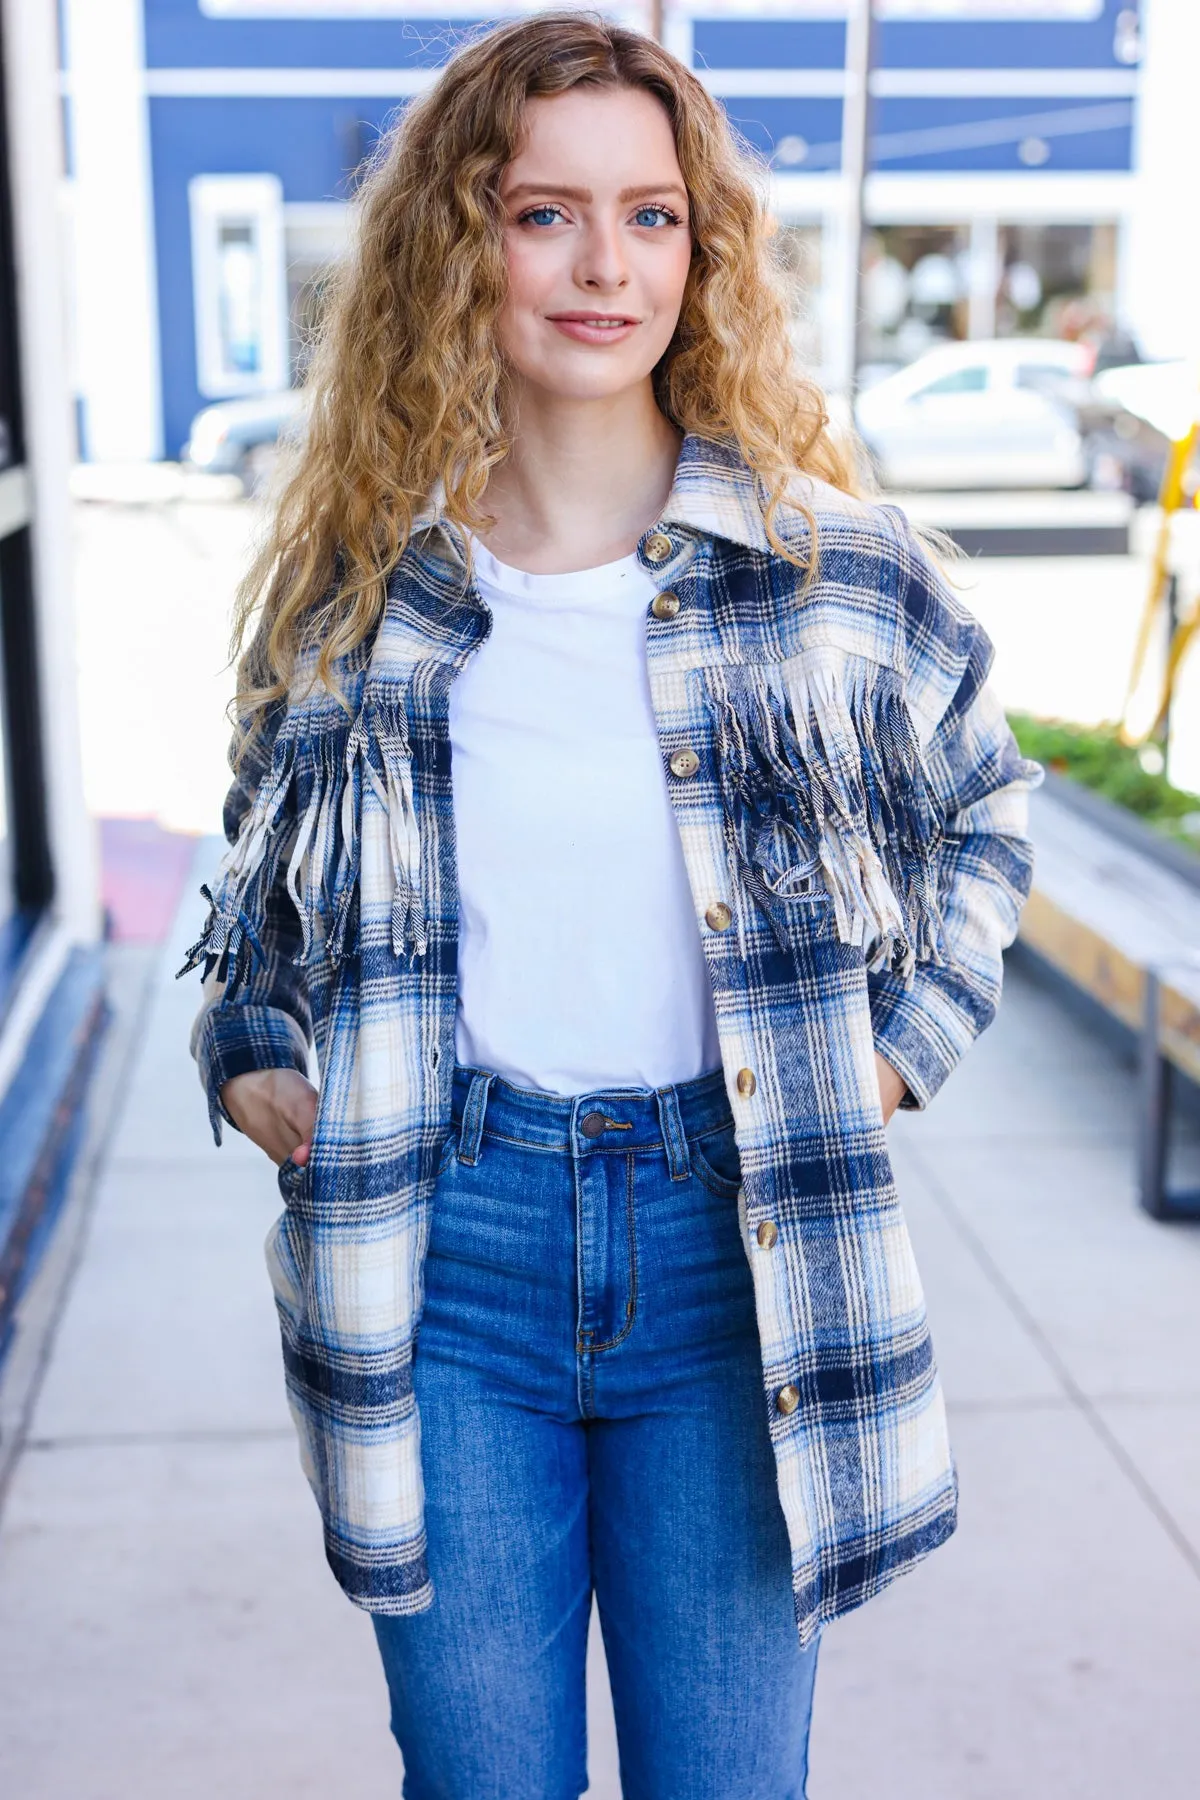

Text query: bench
(1018, 773), (1200, 1219)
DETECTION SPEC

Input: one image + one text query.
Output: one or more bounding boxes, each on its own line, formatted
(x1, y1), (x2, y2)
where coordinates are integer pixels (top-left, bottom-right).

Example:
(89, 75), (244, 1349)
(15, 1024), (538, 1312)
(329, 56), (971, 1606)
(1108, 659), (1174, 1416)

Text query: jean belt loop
(655, 1084), (692, 1182)
(457, 1070), (495, 1166)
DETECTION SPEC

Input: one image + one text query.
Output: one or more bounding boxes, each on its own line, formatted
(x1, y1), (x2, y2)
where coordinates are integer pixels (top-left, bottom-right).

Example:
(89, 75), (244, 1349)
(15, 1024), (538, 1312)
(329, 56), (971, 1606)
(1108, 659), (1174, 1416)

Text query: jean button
(580, 1111), (608, 1139)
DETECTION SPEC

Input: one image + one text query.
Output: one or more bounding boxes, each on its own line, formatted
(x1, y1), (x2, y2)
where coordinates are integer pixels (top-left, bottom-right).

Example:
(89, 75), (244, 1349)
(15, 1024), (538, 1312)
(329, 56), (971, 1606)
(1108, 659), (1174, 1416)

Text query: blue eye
(519, 205), (564, 228)
(634, 204), (682, 229)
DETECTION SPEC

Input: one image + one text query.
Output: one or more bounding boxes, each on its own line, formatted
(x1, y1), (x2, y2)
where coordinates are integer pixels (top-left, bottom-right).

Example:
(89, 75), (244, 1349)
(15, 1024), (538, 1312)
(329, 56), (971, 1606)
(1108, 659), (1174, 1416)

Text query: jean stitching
(690, 1126), (741, 1198)
(588, 1151), (639, 1354)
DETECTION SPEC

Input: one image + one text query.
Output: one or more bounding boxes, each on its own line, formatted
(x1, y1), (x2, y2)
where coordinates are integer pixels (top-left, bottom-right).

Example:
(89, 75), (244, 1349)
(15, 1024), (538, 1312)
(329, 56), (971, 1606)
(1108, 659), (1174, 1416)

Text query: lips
(547, 312), (639, 326)
(545, 312), (641, 344)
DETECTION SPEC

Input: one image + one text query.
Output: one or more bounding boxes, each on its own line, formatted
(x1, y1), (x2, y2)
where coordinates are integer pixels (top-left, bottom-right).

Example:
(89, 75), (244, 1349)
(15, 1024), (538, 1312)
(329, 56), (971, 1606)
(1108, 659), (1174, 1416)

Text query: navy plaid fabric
(184, 434), (1040, 1644)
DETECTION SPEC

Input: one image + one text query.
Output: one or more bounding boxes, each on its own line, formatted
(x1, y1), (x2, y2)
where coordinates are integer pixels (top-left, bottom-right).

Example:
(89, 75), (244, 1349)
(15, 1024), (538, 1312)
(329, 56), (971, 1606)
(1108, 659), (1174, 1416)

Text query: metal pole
(648, 0), (665, 44)
(842, 0), (878, 403)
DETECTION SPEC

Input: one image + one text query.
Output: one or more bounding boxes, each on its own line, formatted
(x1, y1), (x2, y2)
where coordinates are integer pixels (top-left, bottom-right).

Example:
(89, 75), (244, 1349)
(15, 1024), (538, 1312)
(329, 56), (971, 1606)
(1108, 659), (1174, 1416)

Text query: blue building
(62, 1), (1173, 463)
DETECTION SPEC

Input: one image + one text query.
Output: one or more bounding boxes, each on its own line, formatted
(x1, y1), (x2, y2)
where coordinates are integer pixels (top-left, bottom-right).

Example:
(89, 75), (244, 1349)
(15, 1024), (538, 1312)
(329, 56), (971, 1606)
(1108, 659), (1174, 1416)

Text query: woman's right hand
(220, 1068), (319, 1167)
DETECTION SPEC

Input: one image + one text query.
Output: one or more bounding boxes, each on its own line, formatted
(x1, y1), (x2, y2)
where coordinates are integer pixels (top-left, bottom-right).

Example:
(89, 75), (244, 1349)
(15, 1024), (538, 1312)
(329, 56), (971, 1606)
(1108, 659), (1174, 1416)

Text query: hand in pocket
(220, 1068), (318, 1166)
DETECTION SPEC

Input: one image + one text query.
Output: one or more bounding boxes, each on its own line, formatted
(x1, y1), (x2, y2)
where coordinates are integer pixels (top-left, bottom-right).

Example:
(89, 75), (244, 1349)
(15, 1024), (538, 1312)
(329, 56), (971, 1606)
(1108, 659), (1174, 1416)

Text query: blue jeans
(373, 1066), (820, 1799)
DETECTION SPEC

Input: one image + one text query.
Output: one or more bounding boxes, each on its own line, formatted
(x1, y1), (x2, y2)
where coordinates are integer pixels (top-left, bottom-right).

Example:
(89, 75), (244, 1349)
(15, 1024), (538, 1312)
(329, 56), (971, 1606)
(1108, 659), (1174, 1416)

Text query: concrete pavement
(0, 850), (1198, 1797)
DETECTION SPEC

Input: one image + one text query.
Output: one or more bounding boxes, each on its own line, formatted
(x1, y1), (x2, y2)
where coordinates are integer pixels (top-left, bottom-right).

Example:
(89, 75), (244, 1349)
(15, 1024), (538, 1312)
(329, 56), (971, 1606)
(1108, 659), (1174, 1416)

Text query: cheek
(650, 237), (694, 322)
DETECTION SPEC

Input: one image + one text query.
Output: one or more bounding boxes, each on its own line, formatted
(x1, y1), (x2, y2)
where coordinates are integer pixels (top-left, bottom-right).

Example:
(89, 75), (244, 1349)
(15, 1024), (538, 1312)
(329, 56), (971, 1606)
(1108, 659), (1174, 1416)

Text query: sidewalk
(0, 844), (1198, 1797)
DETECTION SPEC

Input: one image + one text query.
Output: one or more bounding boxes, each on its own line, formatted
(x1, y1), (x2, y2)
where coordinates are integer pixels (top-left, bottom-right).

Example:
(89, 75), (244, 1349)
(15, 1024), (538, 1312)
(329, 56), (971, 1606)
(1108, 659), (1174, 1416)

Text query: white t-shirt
(447, 538), (721, 1095)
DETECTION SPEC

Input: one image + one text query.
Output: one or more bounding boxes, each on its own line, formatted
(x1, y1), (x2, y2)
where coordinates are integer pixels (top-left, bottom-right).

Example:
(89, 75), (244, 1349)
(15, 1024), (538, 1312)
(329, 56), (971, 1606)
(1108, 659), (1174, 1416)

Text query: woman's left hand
(874, 1052), (908, 1124)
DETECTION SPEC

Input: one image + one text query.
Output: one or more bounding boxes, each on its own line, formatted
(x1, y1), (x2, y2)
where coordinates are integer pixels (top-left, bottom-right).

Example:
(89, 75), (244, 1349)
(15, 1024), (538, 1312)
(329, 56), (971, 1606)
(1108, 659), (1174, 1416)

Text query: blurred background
(0, 3), (1198, 1796)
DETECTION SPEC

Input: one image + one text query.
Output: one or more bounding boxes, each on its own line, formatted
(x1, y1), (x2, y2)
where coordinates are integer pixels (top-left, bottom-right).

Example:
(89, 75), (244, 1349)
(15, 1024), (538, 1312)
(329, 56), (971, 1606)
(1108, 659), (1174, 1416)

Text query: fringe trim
(707, 651), (945, 982)
(177, 688), (426, 997)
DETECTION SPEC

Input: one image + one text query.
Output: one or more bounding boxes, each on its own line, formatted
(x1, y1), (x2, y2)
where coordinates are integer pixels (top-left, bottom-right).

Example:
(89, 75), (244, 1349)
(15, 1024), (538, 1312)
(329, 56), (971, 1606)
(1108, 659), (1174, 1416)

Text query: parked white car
(854, 339), (1093, 490)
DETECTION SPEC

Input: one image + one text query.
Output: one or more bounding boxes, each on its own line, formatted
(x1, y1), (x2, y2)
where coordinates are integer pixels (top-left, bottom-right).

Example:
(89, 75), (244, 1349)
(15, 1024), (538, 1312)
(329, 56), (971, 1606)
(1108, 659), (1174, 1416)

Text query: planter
(1037, 766), (1200, 894)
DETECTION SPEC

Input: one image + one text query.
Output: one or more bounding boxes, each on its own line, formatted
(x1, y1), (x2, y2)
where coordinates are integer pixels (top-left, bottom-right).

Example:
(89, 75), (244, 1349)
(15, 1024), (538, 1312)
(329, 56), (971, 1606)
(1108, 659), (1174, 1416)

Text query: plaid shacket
(184, 433), (1040, 1646)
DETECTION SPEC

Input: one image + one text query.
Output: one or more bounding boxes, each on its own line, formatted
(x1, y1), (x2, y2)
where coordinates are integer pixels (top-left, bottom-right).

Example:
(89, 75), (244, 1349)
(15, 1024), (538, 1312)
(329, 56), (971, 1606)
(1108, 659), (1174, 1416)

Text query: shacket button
(669, 748), (700, 780)
(757, 1219), (779, 1249)
(775, 1383), (800, 1416)
(736, 1067), (757, 1098)
(644, 531), (673, 564)
(651, 590), (680, 620)
(705, 901), (733, 932)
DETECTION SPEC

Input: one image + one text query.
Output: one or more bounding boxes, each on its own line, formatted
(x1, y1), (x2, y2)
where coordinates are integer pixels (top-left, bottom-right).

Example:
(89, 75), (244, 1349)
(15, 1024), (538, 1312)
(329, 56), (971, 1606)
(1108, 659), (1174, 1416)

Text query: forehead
(503, 87), (683, 188)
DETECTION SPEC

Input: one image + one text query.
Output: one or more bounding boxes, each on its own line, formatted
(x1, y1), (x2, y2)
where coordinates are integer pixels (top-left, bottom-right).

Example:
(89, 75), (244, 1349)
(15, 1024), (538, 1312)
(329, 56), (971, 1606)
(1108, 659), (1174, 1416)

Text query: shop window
(860, 224), (970, 373)
(189, 175), (288, 398)
(997, 223), (1119, 344)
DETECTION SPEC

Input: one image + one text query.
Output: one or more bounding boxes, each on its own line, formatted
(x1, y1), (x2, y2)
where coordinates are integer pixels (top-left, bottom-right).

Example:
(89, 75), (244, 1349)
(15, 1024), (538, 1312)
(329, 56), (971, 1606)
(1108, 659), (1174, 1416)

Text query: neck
(478, 379), (682, 574)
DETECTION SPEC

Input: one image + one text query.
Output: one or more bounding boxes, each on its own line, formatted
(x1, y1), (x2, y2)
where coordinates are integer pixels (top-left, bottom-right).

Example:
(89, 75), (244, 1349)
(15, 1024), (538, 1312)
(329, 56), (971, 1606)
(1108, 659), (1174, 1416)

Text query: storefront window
(996, 223), (1119, 343)
(189, 174), (289, 397)
(860, 224), (970, 375)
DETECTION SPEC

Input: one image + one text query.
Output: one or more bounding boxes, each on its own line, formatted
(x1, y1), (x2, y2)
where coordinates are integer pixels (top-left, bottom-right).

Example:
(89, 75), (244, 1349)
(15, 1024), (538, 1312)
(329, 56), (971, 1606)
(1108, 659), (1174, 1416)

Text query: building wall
(65, 1), (1158, 459)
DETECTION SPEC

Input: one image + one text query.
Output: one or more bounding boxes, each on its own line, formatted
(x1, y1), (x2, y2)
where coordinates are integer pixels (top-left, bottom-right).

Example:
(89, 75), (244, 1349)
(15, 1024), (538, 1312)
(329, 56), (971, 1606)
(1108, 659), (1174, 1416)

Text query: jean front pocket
(690, 1120), (742, 1199)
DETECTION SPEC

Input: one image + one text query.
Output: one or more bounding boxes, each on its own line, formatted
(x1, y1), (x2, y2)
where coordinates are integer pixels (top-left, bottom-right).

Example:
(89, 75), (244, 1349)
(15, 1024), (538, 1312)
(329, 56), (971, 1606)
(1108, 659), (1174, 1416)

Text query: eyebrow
(503, 182), (689, 206)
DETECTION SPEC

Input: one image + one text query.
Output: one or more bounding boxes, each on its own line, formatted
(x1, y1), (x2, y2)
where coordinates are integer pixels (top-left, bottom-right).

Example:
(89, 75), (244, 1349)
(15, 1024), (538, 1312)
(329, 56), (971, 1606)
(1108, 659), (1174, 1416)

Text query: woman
(183, 14), (1039, 1797)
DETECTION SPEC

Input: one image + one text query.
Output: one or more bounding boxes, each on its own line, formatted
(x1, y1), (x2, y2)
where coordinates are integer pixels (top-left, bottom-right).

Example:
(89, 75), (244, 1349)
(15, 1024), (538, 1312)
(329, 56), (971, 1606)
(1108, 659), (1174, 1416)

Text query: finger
(291, 1141), (311, 1167)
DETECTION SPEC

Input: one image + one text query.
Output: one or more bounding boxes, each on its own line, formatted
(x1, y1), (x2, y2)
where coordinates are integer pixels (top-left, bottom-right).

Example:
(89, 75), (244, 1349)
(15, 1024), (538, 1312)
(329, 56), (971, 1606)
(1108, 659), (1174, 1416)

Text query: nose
(574, 215), (629, 294)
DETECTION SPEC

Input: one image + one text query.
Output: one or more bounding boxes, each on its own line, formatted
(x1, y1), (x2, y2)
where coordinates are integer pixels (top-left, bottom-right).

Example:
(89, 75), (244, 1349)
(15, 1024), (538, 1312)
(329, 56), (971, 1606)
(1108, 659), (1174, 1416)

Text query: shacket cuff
(193, 1002), (311, 1146)
(869, 982), (961, 1113)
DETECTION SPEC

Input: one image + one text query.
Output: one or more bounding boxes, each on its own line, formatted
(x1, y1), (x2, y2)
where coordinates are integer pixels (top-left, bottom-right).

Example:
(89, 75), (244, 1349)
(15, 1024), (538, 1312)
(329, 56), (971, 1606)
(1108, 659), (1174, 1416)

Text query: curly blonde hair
(232, 9), (859, 743)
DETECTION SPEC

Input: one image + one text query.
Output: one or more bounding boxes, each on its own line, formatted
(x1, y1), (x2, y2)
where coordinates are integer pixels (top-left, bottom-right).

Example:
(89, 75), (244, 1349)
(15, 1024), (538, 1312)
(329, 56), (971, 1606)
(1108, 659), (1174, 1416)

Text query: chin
(527, 359), (659, 403)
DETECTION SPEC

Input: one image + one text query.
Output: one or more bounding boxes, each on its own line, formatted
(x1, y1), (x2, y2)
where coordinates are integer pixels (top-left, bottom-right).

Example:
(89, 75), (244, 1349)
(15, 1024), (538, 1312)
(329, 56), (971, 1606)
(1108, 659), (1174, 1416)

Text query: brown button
(705, 901), (733, 932)
(580, 1111), (608, 1138)
(776, 1383), (800, 1415)
(669, 748), (700, 779)
(651, 590), (680, 620)
(644, 531), (673, 564)
(756, 1219), (779, 1249)
(736, 1067), (757, 1098)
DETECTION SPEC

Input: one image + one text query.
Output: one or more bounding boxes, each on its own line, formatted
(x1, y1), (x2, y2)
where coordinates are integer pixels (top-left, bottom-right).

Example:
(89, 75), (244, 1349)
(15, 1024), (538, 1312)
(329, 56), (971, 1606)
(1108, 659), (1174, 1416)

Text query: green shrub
(1007, 712), (1200, 852)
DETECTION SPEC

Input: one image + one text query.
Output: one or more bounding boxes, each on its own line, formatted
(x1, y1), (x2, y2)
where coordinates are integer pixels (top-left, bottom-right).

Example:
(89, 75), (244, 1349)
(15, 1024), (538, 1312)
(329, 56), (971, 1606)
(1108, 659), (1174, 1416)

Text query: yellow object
(1121, 417), (1200, 745)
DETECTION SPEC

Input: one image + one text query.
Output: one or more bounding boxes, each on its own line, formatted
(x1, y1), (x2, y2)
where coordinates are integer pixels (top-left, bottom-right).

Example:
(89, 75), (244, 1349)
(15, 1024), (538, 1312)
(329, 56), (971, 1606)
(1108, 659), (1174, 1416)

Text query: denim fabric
(372, 1064), (820, 1800)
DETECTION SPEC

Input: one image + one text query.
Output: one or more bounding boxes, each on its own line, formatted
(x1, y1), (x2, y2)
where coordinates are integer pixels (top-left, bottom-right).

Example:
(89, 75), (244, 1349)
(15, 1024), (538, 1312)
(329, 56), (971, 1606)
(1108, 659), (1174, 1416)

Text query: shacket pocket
(265, 1200), (310, 1327)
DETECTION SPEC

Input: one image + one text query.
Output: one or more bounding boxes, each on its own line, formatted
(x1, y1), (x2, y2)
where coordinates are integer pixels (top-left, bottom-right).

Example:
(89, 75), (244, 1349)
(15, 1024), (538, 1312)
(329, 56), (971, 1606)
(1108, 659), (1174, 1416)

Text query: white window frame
(189, 174), (289, 398)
